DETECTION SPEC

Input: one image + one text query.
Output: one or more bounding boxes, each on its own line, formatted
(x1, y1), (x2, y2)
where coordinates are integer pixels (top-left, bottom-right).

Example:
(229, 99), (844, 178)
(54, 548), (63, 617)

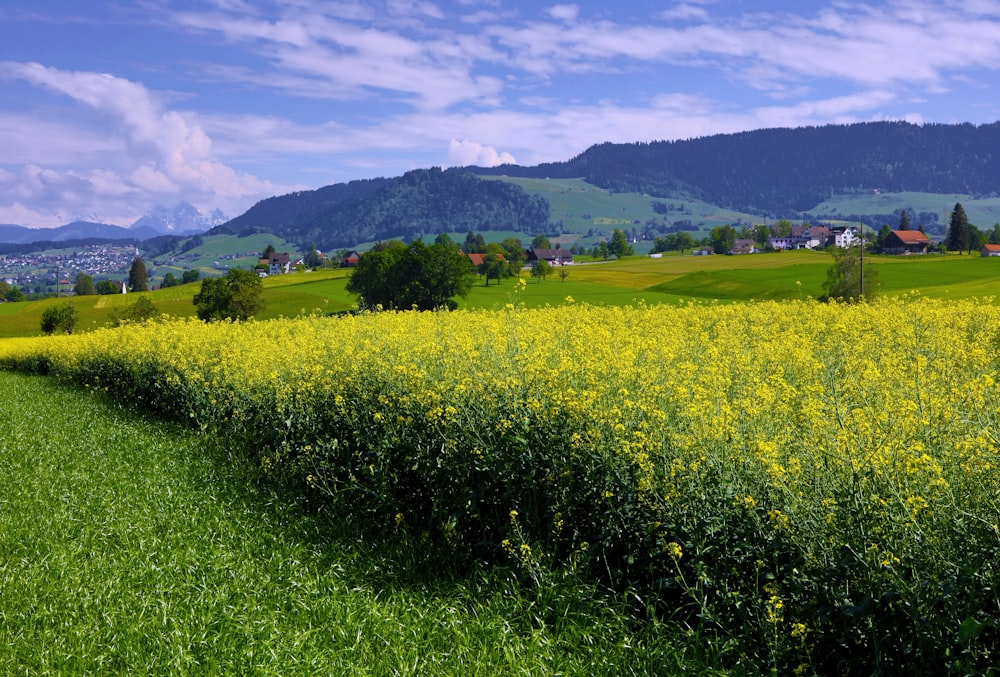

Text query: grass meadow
(0, 370), (701, 675)
(3, 249), (1000, 337)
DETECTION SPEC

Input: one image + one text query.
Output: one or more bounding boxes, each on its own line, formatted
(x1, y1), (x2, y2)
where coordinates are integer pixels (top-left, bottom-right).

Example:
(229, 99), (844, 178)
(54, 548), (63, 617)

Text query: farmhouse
(527, 248), (573, 266)
(731, 239), (756, 255)
(259, 252), (291, 275)
(467, 252), (506, 267)
(827, 226), (860, 249)
(883, 230), (930, 255)
(981, 244), (1000, 257)
(340, 250), (361, 267)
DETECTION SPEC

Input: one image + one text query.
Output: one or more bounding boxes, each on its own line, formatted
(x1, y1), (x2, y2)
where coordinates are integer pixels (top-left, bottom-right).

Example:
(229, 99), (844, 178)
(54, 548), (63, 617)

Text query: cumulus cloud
(447, 139), (517, 167)
(0, 62), (275, 226)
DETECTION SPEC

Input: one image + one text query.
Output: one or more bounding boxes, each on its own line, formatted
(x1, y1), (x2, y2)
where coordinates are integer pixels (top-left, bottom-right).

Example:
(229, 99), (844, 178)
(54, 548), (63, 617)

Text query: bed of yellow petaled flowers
(1, 297), (997, 673)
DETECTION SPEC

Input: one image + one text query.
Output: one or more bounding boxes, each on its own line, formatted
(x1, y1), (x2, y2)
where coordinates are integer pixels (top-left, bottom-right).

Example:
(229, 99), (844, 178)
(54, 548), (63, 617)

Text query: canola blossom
(1, 297), (998, 672)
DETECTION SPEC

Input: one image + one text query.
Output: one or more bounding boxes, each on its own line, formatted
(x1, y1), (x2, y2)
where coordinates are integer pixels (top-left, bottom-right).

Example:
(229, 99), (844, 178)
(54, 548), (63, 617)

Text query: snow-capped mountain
(129, 202), (229, 235)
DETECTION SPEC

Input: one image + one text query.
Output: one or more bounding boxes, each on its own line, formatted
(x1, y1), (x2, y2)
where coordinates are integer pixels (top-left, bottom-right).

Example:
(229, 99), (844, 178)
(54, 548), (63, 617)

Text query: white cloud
(0, 62), (276, 226)
(447, 139), (516, 167)
(547, 4), (579, 23)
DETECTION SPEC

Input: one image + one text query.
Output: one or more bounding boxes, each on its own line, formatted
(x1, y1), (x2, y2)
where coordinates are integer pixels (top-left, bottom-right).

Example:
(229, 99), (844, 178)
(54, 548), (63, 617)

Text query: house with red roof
(883, 230), (930, 255)
(981, 243), (1000, 257)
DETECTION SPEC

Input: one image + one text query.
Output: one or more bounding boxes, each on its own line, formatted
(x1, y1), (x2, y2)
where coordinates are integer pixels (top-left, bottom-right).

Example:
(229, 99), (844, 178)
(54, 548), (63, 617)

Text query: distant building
(468, 252), (506, 268)
(340, 250), (361, 267)
(527, 248), (573, 266)
(828, 226), (860, 249)
(981, 243), (1000, 257)
(731, 239), (756, 255)
(884, 230), (930, 255)
(259, 252), (291, 275)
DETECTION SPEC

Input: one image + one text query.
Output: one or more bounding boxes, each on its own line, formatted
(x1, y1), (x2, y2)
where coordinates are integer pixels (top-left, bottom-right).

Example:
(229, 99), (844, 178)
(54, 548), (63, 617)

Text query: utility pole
(859, 222), (864, 299)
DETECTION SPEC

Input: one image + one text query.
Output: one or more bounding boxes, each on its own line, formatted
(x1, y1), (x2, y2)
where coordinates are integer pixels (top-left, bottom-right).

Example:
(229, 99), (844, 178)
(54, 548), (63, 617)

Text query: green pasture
(3, 251), (999, 337)
(808, 191), (1000, 229)
(491, 176), (757, 236)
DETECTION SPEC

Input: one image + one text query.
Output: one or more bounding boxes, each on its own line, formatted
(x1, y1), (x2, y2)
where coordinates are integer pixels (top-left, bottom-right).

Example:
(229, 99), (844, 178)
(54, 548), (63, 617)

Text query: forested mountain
(211, 168), (550, 250)
(469, 121), (1000, 216)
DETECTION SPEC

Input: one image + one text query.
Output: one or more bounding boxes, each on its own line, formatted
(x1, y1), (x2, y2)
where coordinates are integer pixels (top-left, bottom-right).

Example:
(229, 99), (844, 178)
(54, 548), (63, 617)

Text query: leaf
(958, 616), (985, 643)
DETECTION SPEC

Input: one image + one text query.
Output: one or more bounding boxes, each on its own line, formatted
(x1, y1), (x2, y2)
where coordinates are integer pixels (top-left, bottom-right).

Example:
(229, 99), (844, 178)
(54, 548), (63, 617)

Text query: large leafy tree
(128, 257), (148, 291)
(346, 240), (474, 310)
(710, 224), (737, 254)
(74, 272), (95, 296)
(946, 202), (972, 253)
(609, 228), (633, 258)
(499, 237), (526, 271)
(40, 302), (78, 335)
(193, 269), (265, 321)
(478, 251), (507, 286)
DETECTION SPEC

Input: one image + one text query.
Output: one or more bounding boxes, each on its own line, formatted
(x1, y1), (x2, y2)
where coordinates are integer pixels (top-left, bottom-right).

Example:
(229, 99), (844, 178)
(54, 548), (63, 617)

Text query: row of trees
(41, 266), (264, 335)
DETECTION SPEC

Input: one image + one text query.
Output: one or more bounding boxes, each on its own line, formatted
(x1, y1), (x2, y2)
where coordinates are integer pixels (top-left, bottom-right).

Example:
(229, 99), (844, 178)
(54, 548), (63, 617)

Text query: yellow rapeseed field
(2, 296), (997, 671)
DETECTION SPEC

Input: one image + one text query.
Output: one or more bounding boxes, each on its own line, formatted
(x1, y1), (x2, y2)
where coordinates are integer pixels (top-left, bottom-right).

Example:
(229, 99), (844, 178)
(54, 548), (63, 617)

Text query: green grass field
(0, 370), (707, 674)
(807, 191), (1000, 230)
(489, 176), (757, 238)
(3, 250), (999, 337)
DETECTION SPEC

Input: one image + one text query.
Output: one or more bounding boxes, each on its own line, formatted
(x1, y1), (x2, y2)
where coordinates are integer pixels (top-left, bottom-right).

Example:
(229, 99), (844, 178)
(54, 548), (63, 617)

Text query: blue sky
(3, 0), (1000, 227)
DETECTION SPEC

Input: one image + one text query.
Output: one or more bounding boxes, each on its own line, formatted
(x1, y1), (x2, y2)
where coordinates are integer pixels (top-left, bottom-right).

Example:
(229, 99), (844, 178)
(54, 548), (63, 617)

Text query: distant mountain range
(468, 120), (1000, 215)
(212, 120), (1000, 250)
(5, 121), (1000, 250)
(0, 202), (228, 245)
(210, 168), (549, 250)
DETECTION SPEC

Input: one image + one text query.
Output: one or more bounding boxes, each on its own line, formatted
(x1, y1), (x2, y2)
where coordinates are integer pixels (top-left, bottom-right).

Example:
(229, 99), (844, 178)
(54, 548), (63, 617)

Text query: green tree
(531, 234), (551, 250)
(109, 296), (160, 327)
(182, 269), (201, 284)
(593, 241), (610, 260)
(304, 243), (323, 269)
(40, 302), (78, 335)
(774, 219), (793, 237)
(434, 233), (457, 248)
(193, 269), (265, 321)
(74, 272), (95, 296)
(531, 259), (551, 283)
(946, 203), (972, 253)
(970, 225), (987, 254)
(709, 225), (737, 254)
(262, 243), (276, 260)
(161, 272), (179, 288)
(898, 210), (911, 230)
(499, 237), (526, 272)
(128, 257), (148, 292)
(609, 228), (633, 258)
(5, 285), (25, 302)
(478, 251), (507, 286)
(559, 268), (569, 282)
(95, 279), (121, 295)
(462, 231), (486, 254)
(876, 224), (892, 252)
(821, 246), (879, 302)
(753, 223), (771, 247)
(990, 224), (1000, 245)
(346, 240), (474, 311)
